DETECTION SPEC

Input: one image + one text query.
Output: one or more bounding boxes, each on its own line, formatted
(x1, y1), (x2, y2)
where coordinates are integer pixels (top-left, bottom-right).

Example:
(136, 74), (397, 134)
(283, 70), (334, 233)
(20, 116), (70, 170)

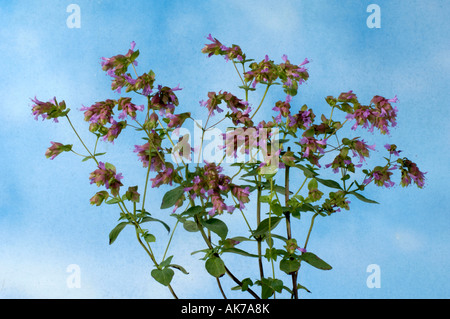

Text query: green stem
(303, 213), (319, 251)
(65, 115), (98, 165)
(250, 84), (270, 120)
(193, 214), (260, 299)
(162, 220), (179, 262)
(141, 162), (152, 212)
(232, 60), (246, 87)
(293, 176), (309, 197)
(256, 175), (264, 281)
(116, 199), (178, 299)
(268, 177), (276, 294)
(284, 154), (298, 299)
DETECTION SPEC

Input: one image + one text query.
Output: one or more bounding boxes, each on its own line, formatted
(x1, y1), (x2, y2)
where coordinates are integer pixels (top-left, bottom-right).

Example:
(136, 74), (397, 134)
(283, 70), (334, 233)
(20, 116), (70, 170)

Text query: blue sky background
(0, 0), (449, 299)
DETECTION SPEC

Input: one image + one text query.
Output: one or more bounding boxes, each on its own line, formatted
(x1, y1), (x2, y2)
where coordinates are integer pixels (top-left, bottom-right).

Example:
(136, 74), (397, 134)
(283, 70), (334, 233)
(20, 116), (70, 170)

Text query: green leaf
(315, 177), (342, 190)
(221, 247), (259, 258)
(252, 216), (283, 238)
(201, 218), (228, 240)
(307, 178), (319, 191)
(229, 236), (254, 242)
(205, 256), (226, 278)
(183, 220), (199, 232)
(104, 162), (116, 171)
(295, 164), (317, 178)
(160, 186), (184, 209)
(257, 278), (283, 299)
(142, 232), (156, 243)
(160, 256), (174, 269)
(300, 252), (332, 270)
(105, 197), (121, 205)
(169, 264), (189, 274)
(109, 222), (129, 245)
(280, 257), (301, 274)
(141, 216), (171, 233)
(151, 268), (174, 286)
(297, 283), (311, 293)
(183, 205), (204, 217)
(349, 191), (379, 204)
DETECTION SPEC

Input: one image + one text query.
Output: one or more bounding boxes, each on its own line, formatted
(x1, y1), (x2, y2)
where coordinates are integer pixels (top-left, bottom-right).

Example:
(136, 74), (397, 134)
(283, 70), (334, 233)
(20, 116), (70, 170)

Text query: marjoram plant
(32, 34), (426, 299)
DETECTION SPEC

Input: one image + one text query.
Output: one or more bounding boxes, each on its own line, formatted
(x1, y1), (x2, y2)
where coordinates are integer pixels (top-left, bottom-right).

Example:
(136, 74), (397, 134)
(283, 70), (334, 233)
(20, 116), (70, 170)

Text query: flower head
(89, 162), (124, 196)
(201, 34), (246, 62)
(397, 158), (426, 188)
(31, 97), (69, 122)
(45, 142), (72, 160)
(150, 85), (182, 115)
(80, 99), (116, 126)
(384, 144), (401, 157)
(133, 132), (165, 171)
(363, 165), (395, 188)
(101, 41), (139, 76)
(117, 97), (144, 120)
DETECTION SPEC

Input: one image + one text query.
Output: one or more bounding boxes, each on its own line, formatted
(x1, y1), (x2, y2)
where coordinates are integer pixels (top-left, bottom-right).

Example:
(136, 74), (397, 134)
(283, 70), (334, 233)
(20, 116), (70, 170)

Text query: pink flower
(45, 142), (72, 160)
(89, 162), (124, 196)
(384, 144), (401, 156)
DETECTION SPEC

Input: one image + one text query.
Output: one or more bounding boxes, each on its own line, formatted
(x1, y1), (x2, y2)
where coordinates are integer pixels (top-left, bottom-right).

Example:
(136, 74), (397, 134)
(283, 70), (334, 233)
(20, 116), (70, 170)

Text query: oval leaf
(201, 218), (228, 240)
(315, 177), (342, 190)
(151, 268), (174, 286)
(183, 220), (199, 232)
(160, 186), (184, 209)
(205, 256), (226, 278)
(349, 191), (379, 204)
(221, 247), (259, 258)
(169, 264), (189, 275)
(141, 216), (171, 233)
(109, 222), (129, 245)
(280, 258), (301, 274)
(252, 216), (283, 238)
(301, 252), (332, 270)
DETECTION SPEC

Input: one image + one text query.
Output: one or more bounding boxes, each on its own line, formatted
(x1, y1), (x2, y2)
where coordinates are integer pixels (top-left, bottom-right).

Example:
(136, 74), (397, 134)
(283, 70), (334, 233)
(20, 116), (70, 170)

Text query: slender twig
(194, 214), (260, 299)
(250, 84), (270, 120)
(116, 199), (179, 299)
(256, 175), (264, 281)
(65, 115), (98, 165)
(284, 151), (298, 299)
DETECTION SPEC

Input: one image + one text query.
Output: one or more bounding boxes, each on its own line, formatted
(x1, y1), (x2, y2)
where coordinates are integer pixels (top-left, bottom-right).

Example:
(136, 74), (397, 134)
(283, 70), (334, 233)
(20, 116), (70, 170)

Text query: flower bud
(45, 142), (72, 160)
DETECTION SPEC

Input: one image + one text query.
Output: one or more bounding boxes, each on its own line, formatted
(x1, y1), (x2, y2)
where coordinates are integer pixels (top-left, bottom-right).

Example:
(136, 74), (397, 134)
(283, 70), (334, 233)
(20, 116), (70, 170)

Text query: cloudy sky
(0, 0), (449, 299)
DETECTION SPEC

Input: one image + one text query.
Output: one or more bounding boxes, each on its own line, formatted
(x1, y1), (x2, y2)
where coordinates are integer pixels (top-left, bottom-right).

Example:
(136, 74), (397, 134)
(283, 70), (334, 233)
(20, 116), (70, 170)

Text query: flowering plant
(33, 35), (425, 299)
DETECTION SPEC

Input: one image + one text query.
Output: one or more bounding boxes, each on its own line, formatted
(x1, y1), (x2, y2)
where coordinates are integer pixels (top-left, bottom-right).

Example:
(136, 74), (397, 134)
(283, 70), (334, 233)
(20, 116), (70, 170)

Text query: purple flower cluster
(133, 131), (165, 171)
(45, 142), (72, 160)
(299, 136), (327, 167)
(200, 91), (252, 126)
(184, 162), (250, 216)
(201, 34), (245, 62)
(117, 97), (144, 120)
(89, 162), (124, 196)
(397, 158), (426, 188)
(364, 165), (396, 188)
(31, 97), (69, 122)
(151, 165), (177, 188)
(274, 96), (316, 130)
(81, 99), (116, 126)
(101, 41), (138, 77)
(80, 99), (130, 143)
(346, 94), (399, 135)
